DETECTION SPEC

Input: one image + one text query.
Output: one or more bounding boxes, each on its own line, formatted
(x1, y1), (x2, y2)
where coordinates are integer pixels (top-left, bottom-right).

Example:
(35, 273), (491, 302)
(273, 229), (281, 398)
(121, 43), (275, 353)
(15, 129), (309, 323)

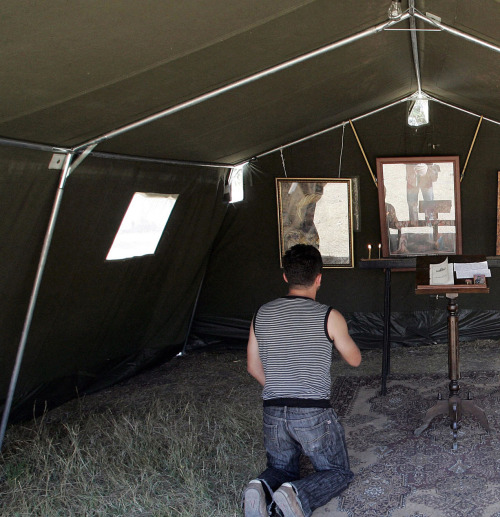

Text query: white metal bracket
(48, 153), (67, 170)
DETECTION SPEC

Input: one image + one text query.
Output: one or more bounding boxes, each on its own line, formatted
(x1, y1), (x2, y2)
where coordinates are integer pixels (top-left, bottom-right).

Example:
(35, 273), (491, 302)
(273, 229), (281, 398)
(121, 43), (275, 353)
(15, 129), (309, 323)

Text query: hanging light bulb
(408, 92), (430, 127)
(388, 0), (403, 20)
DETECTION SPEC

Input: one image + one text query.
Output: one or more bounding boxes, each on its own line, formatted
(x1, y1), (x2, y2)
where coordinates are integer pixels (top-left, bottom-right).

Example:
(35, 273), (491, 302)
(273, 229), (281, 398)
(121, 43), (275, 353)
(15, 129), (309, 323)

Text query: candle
(368, 244), (371, 260)
(378, 243), (381, 259)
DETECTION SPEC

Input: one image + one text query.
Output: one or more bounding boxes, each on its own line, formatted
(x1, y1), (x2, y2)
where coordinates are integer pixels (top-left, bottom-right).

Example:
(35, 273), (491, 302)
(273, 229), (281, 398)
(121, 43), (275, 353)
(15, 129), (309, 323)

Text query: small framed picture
(276, 178), (354, 268)
(474, 274), (486, 285)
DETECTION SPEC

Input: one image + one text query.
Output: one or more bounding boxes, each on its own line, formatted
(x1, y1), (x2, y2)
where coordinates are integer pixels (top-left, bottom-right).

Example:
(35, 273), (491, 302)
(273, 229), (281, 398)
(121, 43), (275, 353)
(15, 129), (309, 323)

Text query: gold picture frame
(276, 178), (354, 268)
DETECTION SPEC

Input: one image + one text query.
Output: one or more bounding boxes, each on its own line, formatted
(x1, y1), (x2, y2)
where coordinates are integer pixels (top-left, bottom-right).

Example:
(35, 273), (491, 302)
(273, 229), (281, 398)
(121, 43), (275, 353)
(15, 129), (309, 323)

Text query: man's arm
(247, 320), (266, 386)
(327, 309), (362, 367)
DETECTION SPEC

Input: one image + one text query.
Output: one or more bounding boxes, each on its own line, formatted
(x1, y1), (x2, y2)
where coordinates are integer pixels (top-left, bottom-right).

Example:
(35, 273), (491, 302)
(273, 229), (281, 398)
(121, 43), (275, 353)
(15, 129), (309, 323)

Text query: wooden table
(359, 256), (500, 397)
(413, 255), (490, 449)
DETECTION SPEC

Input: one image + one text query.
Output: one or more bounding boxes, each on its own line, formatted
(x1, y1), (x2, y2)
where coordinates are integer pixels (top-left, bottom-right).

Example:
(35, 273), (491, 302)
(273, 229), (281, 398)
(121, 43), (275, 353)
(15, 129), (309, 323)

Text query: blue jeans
(407, 186), (434, 223)
(256, 406), (353, 517)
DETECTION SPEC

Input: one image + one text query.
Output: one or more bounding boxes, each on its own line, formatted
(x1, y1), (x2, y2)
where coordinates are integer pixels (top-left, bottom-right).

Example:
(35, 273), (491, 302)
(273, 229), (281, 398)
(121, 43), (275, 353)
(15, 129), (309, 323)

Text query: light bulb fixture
(408, 92), (430, 127)
(388, 0), (403, 20)
(227, 163), (247, 203)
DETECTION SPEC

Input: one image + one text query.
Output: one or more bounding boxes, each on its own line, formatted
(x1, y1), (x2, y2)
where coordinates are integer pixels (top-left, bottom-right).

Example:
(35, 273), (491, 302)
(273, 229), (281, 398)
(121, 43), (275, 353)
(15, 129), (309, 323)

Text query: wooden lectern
(414, 255), (490, 449)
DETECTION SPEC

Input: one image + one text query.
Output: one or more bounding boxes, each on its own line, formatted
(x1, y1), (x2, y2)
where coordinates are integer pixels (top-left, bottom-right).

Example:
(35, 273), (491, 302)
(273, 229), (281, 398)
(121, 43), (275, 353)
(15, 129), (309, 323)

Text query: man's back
(254, 295), (333, 401)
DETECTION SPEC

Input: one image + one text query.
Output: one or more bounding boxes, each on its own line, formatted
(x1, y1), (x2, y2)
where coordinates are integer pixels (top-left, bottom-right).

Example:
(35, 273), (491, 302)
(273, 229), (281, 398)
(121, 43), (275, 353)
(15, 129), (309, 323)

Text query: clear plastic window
(106, 192), (178, 260)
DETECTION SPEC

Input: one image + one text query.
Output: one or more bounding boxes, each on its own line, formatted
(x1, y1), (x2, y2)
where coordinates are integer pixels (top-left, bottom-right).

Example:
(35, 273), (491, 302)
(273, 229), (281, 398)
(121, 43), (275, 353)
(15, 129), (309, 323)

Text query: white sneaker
(244, 479), (267, 517)
(273, 483), (305, 517)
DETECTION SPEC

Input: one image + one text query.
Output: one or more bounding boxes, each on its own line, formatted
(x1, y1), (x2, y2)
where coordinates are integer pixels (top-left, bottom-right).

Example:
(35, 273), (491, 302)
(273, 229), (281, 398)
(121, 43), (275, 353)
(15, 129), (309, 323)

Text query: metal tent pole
(413, 10), (500, 54)
(0, 153), (74, 451)
(427, 95), (500, 127)
(256, 95), (413, 159)
(88, 151), (232, 169)
(408, 0), (422, 93)
(256, 90), (500, 162)
(72, 15), (410, 152)
(0, 136), (62, 154)
(0, 135), (234, 169)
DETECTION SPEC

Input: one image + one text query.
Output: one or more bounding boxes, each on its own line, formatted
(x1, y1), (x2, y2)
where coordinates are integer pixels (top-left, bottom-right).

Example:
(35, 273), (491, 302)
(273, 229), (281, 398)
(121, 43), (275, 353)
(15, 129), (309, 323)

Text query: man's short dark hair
(282, 244), (323, 287)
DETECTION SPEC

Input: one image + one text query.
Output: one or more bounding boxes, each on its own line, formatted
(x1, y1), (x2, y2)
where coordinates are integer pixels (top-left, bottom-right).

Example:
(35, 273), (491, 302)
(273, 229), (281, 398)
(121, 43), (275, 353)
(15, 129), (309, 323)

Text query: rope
(338, 123), (345, 177)
(280, 148), (288, 177)
(460, 116), (483, 182)
(349, 120), (377, 187)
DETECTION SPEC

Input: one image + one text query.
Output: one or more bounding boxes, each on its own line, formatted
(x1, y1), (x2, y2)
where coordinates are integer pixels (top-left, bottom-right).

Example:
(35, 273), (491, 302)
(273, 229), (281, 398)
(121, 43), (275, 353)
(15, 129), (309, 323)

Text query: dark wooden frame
(376, 156), (462, 258)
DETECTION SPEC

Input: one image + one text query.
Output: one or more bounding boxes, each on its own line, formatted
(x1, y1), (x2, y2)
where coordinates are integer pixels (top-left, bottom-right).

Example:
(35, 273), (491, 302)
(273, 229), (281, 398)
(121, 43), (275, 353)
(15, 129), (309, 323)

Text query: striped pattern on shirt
(254, 295), (333, 401)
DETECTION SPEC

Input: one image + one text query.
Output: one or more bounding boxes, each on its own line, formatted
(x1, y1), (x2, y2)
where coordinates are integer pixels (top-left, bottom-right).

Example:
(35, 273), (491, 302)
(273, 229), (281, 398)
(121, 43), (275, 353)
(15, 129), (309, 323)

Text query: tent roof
(0, 0), (498, 165)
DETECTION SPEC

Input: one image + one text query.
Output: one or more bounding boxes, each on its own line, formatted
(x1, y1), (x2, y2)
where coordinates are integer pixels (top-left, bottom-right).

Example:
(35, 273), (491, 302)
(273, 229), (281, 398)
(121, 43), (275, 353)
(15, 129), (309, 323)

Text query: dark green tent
(1, 0), (499, 446)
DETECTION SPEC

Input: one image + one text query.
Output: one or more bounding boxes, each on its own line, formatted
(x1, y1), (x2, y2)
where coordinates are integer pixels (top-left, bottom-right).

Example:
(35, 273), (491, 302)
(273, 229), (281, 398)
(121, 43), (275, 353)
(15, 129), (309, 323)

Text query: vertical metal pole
(0, 153), (74, 451)
(381, 268), (392, 396)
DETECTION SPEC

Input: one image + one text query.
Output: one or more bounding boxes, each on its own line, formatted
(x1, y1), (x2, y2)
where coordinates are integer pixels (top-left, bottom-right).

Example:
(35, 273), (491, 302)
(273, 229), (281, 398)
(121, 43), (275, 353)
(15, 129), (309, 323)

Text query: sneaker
(244, 480), (267, 517)
(273, 483), (305, 517)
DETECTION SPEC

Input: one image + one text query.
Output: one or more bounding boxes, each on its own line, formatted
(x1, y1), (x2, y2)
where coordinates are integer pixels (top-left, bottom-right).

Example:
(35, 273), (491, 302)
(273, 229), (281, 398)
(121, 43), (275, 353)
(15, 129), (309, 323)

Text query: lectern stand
(414, 255), (490, 449)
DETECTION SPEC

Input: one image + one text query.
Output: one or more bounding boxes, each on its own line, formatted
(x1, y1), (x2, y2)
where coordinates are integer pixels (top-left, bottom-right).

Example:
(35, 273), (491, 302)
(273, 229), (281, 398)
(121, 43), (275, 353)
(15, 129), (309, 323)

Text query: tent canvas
(0, 0), (499, 447)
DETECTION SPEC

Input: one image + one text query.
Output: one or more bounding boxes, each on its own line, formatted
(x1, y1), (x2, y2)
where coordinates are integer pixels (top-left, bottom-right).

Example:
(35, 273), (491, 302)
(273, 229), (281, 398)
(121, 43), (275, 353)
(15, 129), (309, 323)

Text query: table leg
(448, 295), (460, 400)
(381, 268), (391, 396)
(414, 294), (490, 447)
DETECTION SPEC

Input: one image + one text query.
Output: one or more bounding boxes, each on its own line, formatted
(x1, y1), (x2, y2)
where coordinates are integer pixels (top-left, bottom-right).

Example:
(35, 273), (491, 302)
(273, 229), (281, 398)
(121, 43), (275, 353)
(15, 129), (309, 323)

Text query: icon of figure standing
(406, 163), (440, 225)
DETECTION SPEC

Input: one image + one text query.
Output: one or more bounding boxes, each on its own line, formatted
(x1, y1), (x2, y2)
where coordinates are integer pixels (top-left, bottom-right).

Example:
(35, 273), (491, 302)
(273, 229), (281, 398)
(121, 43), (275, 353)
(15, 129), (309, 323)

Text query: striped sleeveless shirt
(254, 295), (333, 402)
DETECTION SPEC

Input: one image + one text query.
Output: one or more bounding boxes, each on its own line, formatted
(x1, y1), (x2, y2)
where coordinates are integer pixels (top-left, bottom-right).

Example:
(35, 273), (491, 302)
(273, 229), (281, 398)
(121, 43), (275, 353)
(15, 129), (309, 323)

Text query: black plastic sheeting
(188, 316), (251, 351)
(189, 309), (500, 352)
(348, 309), (500, 348)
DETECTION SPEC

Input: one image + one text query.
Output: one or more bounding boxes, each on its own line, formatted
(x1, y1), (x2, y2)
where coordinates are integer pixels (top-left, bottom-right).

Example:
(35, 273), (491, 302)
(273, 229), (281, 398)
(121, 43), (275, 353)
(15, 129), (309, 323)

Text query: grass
(2, 340), (496, 516)
(0, 352), (266, 516)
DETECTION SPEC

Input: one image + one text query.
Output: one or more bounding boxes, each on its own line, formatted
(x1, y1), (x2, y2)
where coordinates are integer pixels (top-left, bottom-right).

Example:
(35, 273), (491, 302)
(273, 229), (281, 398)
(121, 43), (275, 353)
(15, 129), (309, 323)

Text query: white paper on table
(453, 261), (491, 279)
(430, 257), (454, 285)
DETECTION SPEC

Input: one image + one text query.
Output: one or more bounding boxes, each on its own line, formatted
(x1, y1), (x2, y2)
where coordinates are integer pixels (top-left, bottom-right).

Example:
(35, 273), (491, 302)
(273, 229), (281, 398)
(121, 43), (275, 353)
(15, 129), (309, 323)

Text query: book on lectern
(429, 257), (454, 285)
